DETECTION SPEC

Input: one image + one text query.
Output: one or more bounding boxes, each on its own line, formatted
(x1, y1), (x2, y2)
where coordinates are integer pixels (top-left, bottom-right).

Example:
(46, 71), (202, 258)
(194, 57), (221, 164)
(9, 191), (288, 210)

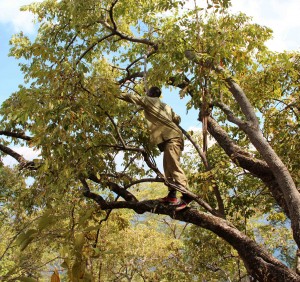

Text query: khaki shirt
(120, 93), (183, 145)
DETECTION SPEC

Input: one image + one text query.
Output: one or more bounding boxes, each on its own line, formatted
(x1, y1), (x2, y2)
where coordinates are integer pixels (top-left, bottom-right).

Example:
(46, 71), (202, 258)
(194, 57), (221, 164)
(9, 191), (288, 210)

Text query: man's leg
(163, 138), (192, 210)
(156, 141), (177, 203)
(163, 137), (188, 189)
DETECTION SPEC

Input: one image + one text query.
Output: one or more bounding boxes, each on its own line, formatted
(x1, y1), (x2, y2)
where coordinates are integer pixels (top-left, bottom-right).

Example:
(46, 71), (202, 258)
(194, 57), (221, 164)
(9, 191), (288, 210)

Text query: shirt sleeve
(171, 109), (181, 125)
(162, 103), (181, 125)
(120, 92), (145, 107)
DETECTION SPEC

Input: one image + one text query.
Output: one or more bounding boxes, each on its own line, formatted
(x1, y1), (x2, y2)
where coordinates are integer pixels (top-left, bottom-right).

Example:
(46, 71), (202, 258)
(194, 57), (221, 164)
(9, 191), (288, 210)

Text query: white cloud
(0, 0), (41, 33)
(230, 0), (300, 51)
(2, 146), (40, 167)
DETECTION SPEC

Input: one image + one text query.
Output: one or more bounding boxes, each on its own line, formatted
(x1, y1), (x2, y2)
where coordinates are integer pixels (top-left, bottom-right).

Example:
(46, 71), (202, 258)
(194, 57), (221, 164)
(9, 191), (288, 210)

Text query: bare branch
(125, 48), (158, 73)
(118, 71), (144, 85)
(99, 20), (157, 47)
(123, 177), (164, 189)
(0, 131), (32, 141)
(88, 174), (138, 202)
(214, 101), (246, 128)
(0, 143), (35, 170)
(76, 33), (115, 65)
(109, 0), (119, 30)
(271, 98), (299, 119)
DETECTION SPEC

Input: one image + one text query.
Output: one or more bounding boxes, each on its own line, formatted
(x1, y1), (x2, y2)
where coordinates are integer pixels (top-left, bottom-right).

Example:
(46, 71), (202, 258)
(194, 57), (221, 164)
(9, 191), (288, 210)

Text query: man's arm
(120, 92), (145, 106)
(171, 109), (181, 125)
(163, 104), (181, 125)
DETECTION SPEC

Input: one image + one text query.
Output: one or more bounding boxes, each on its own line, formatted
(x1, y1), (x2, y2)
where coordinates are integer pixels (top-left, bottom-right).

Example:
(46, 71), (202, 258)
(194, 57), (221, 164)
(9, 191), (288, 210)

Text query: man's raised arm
(119, 92), (145, 107)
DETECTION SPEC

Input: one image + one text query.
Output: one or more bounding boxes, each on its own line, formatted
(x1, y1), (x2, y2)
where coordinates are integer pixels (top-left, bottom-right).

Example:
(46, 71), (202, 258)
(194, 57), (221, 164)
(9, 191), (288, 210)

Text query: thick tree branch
(0, 144), (35, 170)
(118, 71), (144, 85)
(88, 174), (138, 202)
(222, 75), (259, 128)
(212, 62), (300, 247)
(85, 196), (300, 281)
(0, 131), (32, 141)
(206, 116), (289, 216)
(185, 50), (259, 127)
(214, 101), (246, 128)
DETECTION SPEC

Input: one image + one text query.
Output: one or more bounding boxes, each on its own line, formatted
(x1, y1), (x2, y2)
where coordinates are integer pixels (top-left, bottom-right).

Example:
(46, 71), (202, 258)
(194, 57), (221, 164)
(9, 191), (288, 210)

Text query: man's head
(147, 86), (161, 98)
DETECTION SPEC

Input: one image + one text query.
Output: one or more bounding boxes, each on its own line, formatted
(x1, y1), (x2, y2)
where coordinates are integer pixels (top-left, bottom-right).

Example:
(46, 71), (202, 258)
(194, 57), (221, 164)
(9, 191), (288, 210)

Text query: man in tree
(121, 86), (192, 210)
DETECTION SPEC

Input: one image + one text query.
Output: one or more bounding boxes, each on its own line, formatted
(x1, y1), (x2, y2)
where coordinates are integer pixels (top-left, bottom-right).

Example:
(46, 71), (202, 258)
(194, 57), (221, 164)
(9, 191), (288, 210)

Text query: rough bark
(222, 74), (300, 248)
(206, 116), (290, 217)
(83, 192), (300, 282)
(184, 51), (300, 247)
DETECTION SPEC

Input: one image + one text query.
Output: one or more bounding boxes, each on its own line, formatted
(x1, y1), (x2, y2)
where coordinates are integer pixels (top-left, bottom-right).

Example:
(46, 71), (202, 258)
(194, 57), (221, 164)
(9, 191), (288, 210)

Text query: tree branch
(0, 131), (32, 141)
(213, 65), (259, 128)
(104, 112), (126, 147)
(178, 125), (208, 167)
(76, 33), (115, 65)
(0, 144), (35, 170)
(88, 174), (138, 202)
(123, 177), (164, 189)
(84, 196), (300, 281)
(109, 0), (119, 30)
(185, 50), (259, 128)
(214, 101), (246, 128)
(179, 125), (225, 217)
(206, 116), (290, 217)
(118, 71), (144, 85)
(125, 48), (158, 73)
(99, 20), (157, 47)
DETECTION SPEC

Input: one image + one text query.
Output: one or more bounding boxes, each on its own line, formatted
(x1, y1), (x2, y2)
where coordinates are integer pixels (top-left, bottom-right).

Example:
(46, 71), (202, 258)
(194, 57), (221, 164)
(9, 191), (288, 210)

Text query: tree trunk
(223, 75), (300, 248)
(206, 116), (290, 216)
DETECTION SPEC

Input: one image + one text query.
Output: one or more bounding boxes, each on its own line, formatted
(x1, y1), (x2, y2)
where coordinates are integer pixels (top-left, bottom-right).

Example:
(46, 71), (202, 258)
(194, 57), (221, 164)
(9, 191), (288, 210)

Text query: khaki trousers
(162, 137), (188, 192)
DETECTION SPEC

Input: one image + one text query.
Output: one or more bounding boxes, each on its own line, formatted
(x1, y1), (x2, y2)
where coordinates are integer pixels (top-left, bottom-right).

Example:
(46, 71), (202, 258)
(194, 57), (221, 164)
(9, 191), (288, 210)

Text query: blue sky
(1, 0), (300, 164)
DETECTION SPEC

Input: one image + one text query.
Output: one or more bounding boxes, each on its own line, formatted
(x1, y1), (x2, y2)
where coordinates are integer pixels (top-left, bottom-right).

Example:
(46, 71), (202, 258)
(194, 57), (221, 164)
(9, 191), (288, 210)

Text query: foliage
(0, 0), (300, 280)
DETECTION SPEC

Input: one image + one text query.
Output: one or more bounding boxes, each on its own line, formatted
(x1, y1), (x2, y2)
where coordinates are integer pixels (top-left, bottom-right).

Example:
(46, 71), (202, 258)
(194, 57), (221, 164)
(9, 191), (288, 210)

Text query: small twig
(104, 112), (126, 148)
(178, 125), (209, 167)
